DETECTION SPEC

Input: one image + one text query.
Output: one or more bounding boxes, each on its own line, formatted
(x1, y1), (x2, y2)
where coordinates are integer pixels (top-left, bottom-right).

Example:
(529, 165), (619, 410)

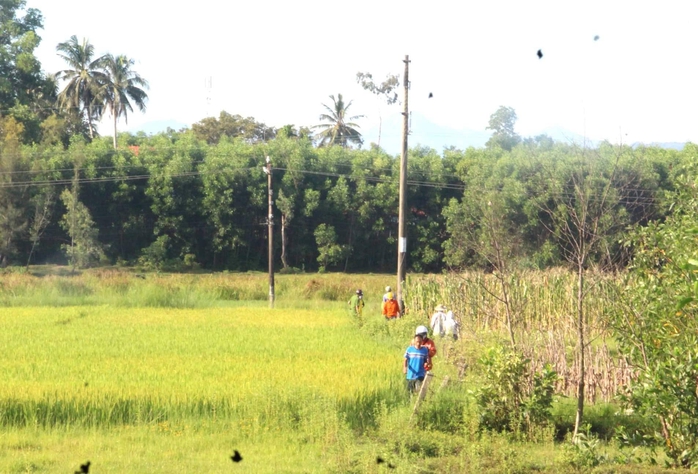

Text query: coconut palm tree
(55, 36), (107, 139)
(313, 94), (364, 148)
(99, 54), (149, 149)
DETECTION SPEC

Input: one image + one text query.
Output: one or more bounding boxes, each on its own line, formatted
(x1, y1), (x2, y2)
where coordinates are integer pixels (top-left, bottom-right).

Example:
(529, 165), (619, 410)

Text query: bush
(278, 266), (302, 274)
(473, 345), (557, 438)
(138, 235), (169, 271)
(182, 253), (200, 270)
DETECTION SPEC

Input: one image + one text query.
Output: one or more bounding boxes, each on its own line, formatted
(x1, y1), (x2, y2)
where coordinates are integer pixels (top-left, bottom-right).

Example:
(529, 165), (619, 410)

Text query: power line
(0, 166), (666, 205)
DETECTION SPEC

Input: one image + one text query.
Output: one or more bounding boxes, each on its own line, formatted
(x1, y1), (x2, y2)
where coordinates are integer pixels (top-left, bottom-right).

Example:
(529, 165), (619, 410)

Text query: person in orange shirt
(381, 286), (392, 313)
(382, 292), (400, 320)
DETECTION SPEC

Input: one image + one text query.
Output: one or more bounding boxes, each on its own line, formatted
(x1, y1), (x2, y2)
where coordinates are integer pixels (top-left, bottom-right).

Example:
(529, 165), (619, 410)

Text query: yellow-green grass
(0, 269), (397, 308)
(0, 306), (403, 429)
(0, 271), (676, 474)
(0, 301), (415, 473)
(0, 425), (336, 474)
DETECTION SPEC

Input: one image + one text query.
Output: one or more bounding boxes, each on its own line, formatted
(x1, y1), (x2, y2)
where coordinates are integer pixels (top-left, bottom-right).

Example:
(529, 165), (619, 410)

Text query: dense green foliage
(0, 0), (57, 144)
(474, 346), (557, 435)
(0, 129), (690, 272)
(611, 155), (698, 467)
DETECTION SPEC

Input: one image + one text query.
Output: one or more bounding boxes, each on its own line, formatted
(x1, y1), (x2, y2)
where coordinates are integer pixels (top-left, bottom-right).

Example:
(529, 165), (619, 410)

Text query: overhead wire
(0, 163), (665, 206)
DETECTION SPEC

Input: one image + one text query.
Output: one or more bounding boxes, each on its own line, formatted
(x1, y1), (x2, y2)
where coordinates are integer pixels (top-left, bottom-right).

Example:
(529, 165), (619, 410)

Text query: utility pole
(397, 55), (410, 313)
(265, 156), (275, 308)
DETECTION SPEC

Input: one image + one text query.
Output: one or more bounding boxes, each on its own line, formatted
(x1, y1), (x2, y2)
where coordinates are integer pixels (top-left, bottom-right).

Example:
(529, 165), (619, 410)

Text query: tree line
(0, 125), (692, 271)
(0, 0), (694, 273)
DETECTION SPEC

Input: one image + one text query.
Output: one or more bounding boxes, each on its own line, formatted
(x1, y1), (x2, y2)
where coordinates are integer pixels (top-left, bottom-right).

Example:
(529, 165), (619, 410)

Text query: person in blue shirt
(403, 334), (430, 394)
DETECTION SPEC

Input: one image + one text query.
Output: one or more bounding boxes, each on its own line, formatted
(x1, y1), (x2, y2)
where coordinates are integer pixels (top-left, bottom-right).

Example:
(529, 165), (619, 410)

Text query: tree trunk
(86, 98), (94, 139)
(119, 224), (124, 261)
(27, 241), (37, 268)
(573, 260), (585, 437)
(343, 214), (354, 272)
(280, 214), (289, 269)
(113, 113), (118, 149)
(491, 230), (516, 348)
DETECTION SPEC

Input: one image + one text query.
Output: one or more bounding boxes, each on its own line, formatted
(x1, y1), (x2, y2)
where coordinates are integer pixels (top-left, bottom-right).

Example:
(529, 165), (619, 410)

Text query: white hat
(415, 325), (428, 336)
(435, 304), (447, 312)
(385, 286), (392, 292)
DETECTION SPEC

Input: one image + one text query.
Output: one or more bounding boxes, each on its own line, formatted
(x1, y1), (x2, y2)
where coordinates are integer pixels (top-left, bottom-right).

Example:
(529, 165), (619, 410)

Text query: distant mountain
(536, 126), (597, 147)
(631, 141), (688, 151)
(131, 116), (688, 153)
(131, 120), (189, 135)
(359, 113), (603, 155)
(360, 112), (490, 155)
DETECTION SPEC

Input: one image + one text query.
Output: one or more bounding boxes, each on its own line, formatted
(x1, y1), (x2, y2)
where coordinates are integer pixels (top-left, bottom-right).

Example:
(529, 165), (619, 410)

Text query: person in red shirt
(415, 325), (436, 371)
(382, 292), (400, 319)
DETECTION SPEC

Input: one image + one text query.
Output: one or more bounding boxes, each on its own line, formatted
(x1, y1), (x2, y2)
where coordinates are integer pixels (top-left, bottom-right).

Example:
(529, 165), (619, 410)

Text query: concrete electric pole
(397, 55), (410, 313)
(264, 156), (275, 308)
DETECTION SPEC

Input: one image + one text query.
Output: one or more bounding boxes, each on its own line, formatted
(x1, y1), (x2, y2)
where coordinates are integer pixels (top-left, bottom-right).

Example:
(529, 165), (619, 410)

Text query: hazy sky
(25, 0), (698, 148)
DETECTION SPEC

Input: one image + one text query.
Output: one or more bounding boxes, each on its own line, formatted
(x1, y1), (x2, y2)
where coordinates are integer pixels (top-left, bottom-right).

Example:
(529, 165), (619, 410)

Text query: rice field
(0, 272), (415, 473)
(0, 268), (672, 473)
(0, 304), (405, 424)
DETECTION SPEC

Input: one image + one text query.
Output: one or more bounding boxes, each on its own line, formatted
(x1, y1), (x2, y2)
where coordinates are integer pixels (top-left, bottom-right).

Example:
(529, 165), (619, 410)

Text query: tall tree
(59, 142), (104, 270)
(55, 35), (107, 139)
(314, 223), (347, 272)
(0, 116), (29, 266)
(356, 72), (399, 148)
(313, 94), (364, 148)
(444, 181), (528, 347)
(100, 54), (148, 149)
(59, 187), (104, 269)
(533, 145), (634, 438)
(199, 138), (262, 268)
(486, 106), (521, 151)
(192, 111), (275, 145)
(0, 0), (56, 143)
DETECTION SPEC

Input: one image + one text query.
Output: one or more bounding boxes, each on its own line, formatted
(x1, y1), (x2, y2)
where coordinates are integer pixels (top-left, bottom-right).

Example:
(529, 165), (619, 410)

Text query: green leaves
(474, 345), (557, 437)
(313, 224), (348, 272)
(612, 165), (698, 467)
(191, 112), (275, 145)
(59, 188), (105, 269)
(0, 2), (53, 143)
(313, 94), (364, 148)
(485, 106), (521, 151)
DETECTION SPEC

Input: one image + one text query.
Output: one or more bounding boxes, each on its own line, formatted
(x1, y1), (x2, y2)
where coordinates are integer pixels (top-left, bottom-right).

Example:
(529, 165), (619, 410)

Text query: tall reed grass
(405, 269), (618, 336)
(404, 270), (632, 402)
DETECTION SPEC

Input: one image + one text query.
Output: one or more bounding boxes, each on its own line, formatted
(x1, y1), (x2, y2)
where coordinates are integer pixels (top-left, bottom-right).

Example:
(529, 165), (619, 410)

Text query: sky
(24, 0), (698, 152)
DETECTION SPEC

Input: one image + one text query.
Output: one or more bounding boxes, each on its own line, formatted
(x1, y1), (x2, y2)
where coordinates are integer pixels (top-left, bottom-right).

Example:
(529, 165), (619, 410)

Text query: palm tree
(100, 54), (149, 149)
(55, 36), (107, 139)
(313, 94), (364, 148)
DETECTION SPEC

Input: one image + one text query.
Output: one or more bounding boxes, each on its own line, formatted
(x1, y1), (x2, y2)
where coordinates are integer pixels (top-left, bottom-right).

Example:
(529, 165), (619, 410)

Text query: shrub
(473, 345), (557, 438)
(138, 235), (169, 271)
